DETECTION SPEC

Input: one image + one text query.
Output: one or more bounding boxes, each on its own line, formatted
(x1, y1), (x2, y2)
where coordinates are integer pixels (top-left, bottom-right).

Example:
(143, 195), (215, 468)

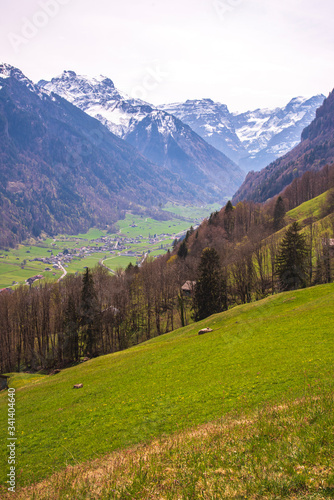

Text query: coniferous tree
(177, 240), (188, 259)
(275, 222), (309, 290)
(63, 295), (79, 363)
(224, 200), (235, 239)
(81, 268), (98, 356)
(273, 196), (286, 231)
(192, 247), (225, 321)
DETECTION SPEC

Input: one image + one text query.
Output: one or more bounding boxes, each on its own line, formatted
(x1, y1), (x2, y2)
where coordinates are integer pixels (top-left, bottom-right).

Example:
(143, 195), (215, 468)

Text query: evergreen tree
(224, 200), (234, 239)
(273, 196), (286, 231)
(225, 200), (234, 213)
(177, 240), (188, 259)
(275, 222), (309, 291)
(81, 268), (98, 356)
(192, 247), (226, 321)
(63, 295), (79, 362)
(185, 226), (194, 241)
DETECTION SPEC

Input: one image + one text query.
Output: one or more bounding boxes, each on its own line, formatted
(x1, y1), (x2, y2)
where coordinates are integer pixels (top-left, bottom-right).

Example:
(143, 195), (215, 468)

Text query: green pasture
(1, 283), (333, 486)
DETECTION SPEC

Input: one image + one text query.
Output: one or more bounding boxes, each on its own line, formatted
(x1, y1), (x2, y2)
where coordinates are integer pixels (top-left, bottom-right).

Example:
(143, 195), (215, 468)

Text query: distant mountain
(160, 95), (325, 172)
(0, 64), (192, 247)
(39, 72), (245, 198)
(232, 89), (334, 204)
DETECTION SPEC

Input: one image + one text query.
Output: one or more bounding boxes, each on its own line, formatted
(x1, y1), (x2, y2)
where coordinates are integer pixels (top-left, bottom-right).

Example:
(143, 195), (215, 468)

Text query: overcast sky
(1, 0), (333, 111)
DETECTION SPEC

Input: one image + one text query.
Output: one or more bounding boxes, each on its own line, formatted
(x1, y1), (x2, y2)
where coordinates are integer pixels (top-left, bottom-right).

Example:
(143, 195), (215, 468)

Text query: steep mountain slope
(160, 95), (325, 171)
(0, 64), (190, 247)
(233, 89), (334, 204)
(39, 72), (245, 196)
(124, 109), (244, 196)
(159, 98), (246, 164)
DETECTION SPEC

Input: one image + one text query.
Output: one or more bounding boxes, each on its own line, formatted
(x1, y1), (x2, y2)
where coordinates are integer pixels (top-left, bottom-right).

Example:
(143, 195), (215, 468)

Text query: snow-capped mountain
(39, 71), (153, 137)
(39, 70), (324, 180)
(159, 99), (248, 164)
(160, 95), (325, 172)
(39, 72), (245, 199)
(233, 88), (334, 204)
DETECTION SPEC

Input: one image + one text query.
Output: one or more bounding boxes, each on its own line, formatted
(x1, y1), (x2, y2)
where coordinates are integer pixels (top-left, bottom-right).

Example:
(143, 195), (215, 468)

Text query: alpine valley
(0, 62), (328, 248)
(0, 64), (243, 247)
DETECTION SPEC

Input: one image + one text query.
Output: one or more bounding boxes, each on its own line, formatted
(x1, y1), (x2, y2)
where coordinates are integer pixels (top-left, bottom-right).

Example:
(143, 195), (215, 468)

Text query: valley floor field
(0, 204), (214, 289)
(0, 283), (333, 492)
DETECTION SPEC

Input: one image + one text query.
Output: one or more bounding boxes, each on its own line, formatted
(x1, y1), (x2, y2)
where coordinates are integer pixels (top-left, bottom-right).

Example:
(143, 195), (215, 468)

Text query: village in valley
(0, 209), (207, 291)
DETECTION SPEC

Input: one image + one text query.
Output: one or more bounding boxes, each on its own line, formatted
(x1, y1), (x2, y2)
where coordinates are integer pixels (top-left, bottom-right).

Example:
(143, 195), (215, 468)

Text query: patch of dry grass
(3, 391), (333, 500)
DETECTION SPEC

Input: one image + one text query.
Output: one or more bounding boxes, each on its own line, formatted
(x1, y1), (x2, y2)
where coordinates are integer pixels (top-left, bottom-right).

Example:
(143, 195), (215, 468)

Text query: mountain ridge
(160, 94), (325, 171)
(39, 71), (244, 197)
(0, 64), (192, 246)
(232, 88), (334, 204)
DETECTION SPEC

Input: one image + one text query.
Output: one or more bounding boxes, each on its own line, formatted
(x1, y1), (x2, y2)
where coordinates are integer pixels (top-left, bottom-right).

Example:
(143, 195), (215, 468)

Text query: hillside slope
(286, 190), (329, 222)
(1, 283), (333, 486)
(233, 88), (334, 203)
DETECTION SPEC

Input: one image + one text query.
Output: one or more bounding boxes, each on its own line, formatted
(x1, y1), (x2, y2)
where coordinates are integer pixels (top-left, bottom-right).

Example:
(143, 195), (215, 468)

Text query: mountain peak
(50, 70), (115, 89)
(0, 63), (37, 94)
(62, 70), (77, 78)
(0, 62), (15, 78)
(0, 63), (29, 82)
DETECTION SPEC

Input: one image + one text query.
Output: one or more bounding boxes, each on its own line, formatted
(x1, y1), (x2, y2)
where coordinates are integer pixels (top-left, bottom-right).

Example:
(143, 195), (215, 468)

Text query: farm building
(181, 281), (196, 296)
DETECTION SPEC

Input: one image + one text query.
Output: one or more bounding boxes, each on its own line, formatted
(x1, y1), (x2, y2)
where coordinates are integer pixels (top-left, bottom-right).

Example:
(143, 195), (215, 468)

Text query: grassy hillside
(7, 391), (334, 499)
(287, 191), (328, 222)
(1, 284), (334, 489)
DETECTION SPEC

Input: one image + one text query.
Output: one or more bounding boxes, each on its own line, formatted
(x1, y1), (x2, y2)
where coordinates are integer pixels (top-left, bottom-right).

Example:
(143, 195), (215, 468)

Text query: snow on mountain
(0, 63), (40, 94)
(39, 72), (245, 200)
(159, 99), (246, 164)
(39, 71), (153, 137)
(160, 95), (325, 172)
(39, 69), (325, 185)
(233, 89), (334, 204)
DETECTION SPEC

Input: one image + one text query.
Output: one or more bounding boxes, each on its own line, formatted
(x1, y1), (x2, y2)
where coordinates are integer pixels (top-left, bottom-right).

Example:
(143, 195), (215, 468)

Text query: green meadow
(287, 191), (328, 222)
(116, 214), (190, 238)
(0, 258), (61, 289)
(0, 206), (203, 288)
(1, 283), (333, 488)
(163, 202), (222, 220)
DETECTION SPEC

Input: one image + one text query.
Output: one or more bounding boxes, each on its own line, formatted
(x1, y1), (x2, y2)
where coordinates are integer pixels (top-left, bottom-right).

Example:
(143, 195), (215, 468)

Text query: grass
(65, 254), (106, 274)
(287, 191), (328, 222)
(102, 255), (139, 270)
(0, 261), (61, 289)
(0, 210), (195, 288)
(5, 390), (333, 499)
(163, 202), (223, 221)
(0, 283), (334, 489)
(117, 214), (190, 238)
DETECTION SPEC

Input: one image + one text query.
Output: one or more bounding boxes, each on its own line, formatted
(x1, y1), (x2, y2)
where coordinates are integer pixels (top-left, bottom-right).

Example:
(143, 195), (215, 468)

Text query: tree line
(0, 165), (333, 374)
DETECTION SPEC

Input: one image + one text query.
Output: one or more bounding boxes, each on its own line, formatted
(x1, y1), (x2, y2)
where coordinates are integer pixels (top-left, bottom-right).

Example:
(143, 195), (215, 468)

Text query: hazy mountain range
(39, 71), (244, 197)
(39, 71), (324, 175)
(160, 95), (325, 172)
